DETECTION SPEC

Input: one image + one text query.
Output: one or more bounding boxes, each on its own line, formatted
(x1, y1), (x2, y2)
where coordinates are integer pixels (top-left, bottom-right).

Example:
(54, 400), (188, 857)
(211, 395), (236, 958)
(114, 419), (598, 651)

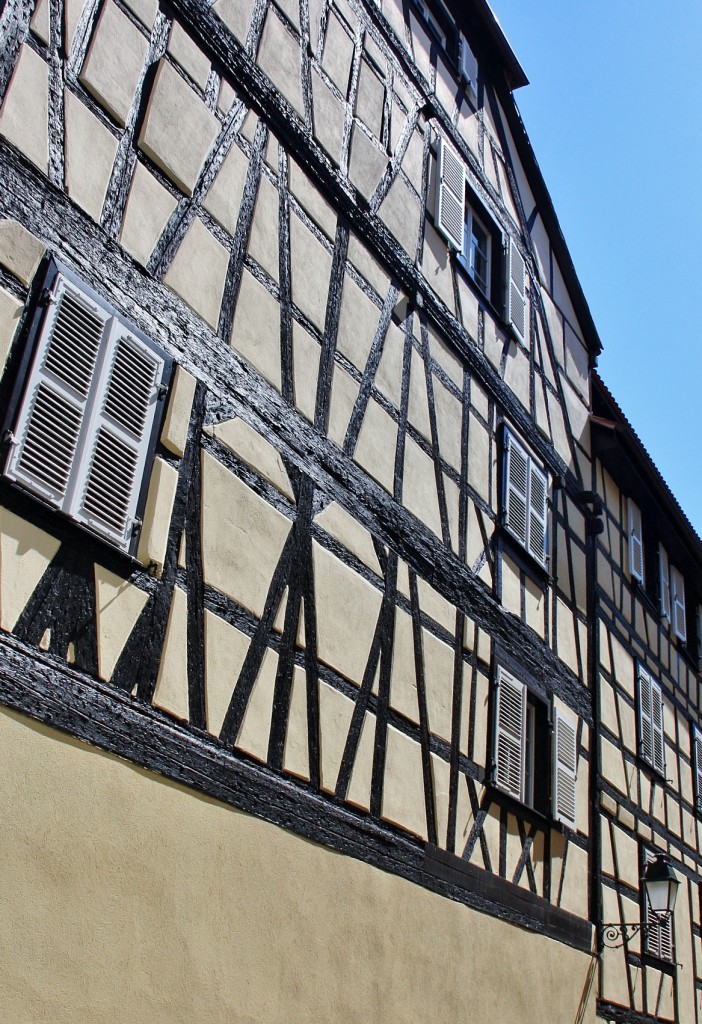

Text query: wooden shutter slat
(74, 329), (164, 549)
(659, 545), (671, 620)
(553, 708), (577, 829)
(6, 277), (108, 506)
(436, 139), (465, 252)
(505, 432), (528, 547)
(694, 726), (702, 811)
(528, 461), (548, 566)
(508, 238), (526, 341)
(494, 667), (526, 801)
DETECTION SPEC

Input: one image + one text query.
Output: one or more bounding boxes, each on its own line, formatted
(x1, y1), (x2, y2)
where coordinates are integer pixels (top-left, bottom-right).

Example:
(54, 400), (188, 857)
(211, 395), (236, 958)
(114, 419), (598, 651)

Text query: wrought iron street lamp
(600, 854), (679, 950)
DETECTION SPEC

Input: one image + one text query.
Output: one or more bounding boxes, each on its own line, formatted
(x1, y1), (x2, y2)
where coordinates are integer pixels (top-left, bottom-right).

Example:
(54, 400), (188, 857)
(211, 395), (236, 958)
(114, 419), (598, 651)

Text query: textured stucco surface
(0, 707), (599, 1024)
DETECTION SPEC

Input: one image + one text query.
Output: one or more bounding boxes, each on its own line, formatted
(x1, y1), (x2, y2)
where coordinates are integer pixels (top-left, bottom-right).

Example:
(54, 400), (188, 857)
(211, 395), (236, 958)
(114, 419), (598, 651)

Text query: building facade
(0, 0), (695, 1021)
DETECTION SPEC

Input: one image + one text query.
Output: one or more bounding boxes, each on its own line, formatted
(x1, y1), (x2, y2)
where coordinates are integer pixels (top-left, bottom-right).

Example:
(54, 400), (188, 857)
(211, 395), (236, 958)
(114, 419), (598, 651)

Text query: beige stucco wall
(0, 705), (597, 1023)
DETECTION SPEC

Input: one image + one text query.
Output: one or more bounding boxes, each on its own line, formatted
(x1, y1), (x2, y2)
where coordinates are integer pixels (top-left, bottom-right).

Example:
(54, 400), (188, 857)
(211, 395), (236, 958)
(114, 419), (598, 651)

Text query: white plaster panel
(80, 0), (148, 127)
(231, 268), (282, 390)
(248, 174), (280, 282)
(292, 321), (320, 420)
(311, 70), (345, 166)
(209, 417), (293, 500)
(314, 501), (380, 574)
(203, 142), (249, 236)
(258, 10), (304, 116)
(402, 435), (442, 539)
(0, 288), (23, 379)
(213, 0), (254, 42)
(354, 399), (398, 494)
(378, 176), (420, 258)
(0, 508), (60, 631)
(0, 45), (49, 173)
(153, 585), (190, 721)
(120, 161), (178, 267)
(164, 218), (229, 328)
(0, 220), (45, 288)
(94, 565), (149, 682)
(201, 453), (291, 617)
(64, 91), (119, 223)
(167, 22), (211, 91)
(290, 214), (332, 331)
(382, 724), (427, 839)
(313, 540), (383, 686)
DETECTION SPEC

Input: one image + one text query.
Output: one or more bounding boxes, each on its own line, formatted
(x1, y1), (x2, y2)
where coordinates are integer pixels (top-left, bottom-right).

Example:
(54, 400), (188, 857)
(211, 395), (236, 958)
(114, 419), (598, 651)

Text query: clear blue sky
(492, 1), (702, 534)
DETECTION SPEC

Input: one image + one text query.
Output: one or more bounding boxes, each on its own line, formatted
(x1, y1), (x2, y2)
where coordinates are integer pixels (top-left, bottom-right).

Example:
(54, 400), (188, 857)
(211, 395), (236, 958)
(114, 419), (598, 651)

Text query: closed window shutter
(504, 432), (528, 548)
(5, 278), (109, 506)
(508, 237), (527, 341)
(659, 544), (671, 620)
(644, 849), (674, 960)
(552, 708), (577, 829)
(436, 138), (465, 252)
(494, 667), (526, 801)
(638, 666), (654, 766)
(73, 327), (165, 549)
(651, 678), (665, 776)
(528, 461), (548, 566)
(694, 726), (702, 811)
(628, 499), (644, 583)
(671, 565), (687, 641)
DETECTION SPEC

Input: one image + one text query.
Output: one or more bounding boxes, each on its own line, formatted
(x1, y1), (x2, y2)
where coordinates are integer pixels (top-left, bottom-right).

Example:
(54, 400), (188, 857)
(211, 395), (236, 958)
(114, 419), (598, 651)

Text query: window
(643, 848), (674, 961)
(411, 0), (446, 47)
(671, 564), (686, 641)
(458, 35), (478, 96)
(2, 262), (172, 555)
(637, 665), (665, 776)
(434, 139), (526, 338)
(659, 543), (671, 620)
(502, 428), (549, 568)
(628, 498), (644, 584)
(492, 664), (578, 827)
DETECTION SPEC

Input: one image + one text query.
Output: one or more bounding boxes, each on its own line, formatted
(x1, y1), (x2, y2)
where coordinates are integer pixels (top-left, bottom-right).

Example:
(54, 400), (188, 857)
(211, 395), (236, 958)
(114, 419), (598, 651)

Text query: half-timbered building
(592, 374), (702, 1024)
(0, 0), (619, 1018)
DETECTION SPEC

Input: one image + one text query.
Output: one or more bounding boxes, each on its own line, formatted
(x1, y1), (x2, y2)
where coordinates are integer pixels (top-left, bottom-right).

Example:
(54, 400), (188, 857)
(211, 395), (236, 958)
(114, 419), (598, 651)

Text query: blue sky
(491, 1), (702, 533)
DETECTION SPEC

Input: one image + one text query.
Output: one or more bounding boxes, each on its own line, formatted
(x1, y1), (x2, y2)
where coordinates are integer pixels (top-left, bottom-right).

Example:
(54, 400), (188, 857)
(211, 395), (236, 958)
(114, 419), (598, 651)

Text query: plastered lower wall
(0, 706), (597, 1024)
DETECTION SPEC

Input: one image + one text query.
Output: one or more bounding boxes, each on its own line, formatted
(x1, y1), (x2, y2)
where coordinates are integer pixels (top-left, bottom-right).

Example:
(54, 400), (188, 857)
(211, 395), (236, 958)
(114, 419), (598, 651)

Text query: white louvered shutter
(494, 667), (526, 801)
(552, 708), (577, 829)
(651, 678), (665, 776)
(5, 277), (109, 506)
(436, 138), (465, 252)
(528, 461), (548, 566)
(671, 565), (687, 641)
(508, 237), (527, 341)
(638, 666), (654, 767)
(504, 432), (528, 548)
(628, 499), (644, 584)
(644, 849), (674, 961)
(459, 36), (478, 94)
(659, 544), (671, 621)
(72, 325), (165, 550)
(694, 726), (702, 811)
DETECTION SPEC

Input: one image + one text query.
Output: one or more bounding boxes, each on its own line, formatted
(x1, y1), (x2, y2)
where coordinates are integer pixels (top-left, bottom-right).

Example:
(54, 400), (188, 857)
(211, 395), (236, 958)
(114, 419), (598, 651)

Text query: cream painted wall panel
(347, 233), (391, 298)
(0, 288), (23, 377)
(407, 343), (431, 440)
(161, 366), (197, 458)
(30, 0), (50, 44)
(138, 60), (219, 196)
(610, 635), (635, 699)
(213, 0), (254, 42)
(422, 628), (454, 744)
(292, 321), (319, 420)
(556, 597), (579, 676)
(500, 553), (520, 619)
(230, 267), (282, 390)
(313, 540), (383, 686)
(416, 577), (455, 634)
(390, 606), (419, 725)
(64, 0), (86, 49)
(153, 585), (190, 721)
(201, 454), (291, 617)
(288, 158), (337, 240)
(290, 214), (332, 331)
(80, 0), (148, 127)
(136, 456), (178, 575)
(257, 10), (304, 116)
(375, 319), (405, 408)
(318, 679), (354, 793)
(248, 173), (280, 282)
(0, 508), (60, 631)
(311, 69), (345, 166)
(402, 436), (442, 539)
(282, 665), (309, 781)
(431, 751), (451, 847)
(0, 706), (599, 1023)
(379, 177), (421, 258)
(94, 565), (149, 682)
(203, 611), (249, 736)
(203, 142), (249, 236)
(167, 22), (211, 91)
(314, 501), (380, 573)
(524, 576), (545, 639)
(432, 375), (462, 471)
(382, 724), (427, 839)
(209, 417), (293, 500)
(349, 124), (388, 202)
(120, 161), (178, 266)
(467, 412), (490, 504)
(0, 45), (49, 173)
(164, 218), (229, 328)
(345, 708), (375, 811)
(0, 220), (45, 288)
(354, 398), (398, 494)
(235, 647), (277, 762)
(422, 221), (456, 312)
(327, 361), (359, 446)
(336, 273), (381, 371)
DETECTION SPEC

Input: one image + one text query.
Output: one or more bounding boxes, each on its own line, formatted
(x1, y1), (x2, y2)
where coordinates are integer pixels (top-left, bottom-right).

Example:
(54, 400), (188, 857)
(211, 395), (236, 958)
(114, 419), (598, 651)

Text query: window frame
(627, 497), (644, 585)
(1, 259), (173, 558)
(491, 662), (578, 829)
(642, 847), (675, 963)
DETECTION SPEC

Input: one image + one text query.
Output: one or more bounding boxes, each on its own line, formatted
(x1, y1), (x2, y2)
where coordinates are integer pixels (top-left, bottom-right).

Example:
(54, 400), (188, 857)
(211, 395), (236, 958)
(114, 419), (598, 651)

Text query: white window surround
(3, 266), (170, 555)
(503, 428), (549, 568)
(464, 206), (491, 295)
(671, 564), (687, 641)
